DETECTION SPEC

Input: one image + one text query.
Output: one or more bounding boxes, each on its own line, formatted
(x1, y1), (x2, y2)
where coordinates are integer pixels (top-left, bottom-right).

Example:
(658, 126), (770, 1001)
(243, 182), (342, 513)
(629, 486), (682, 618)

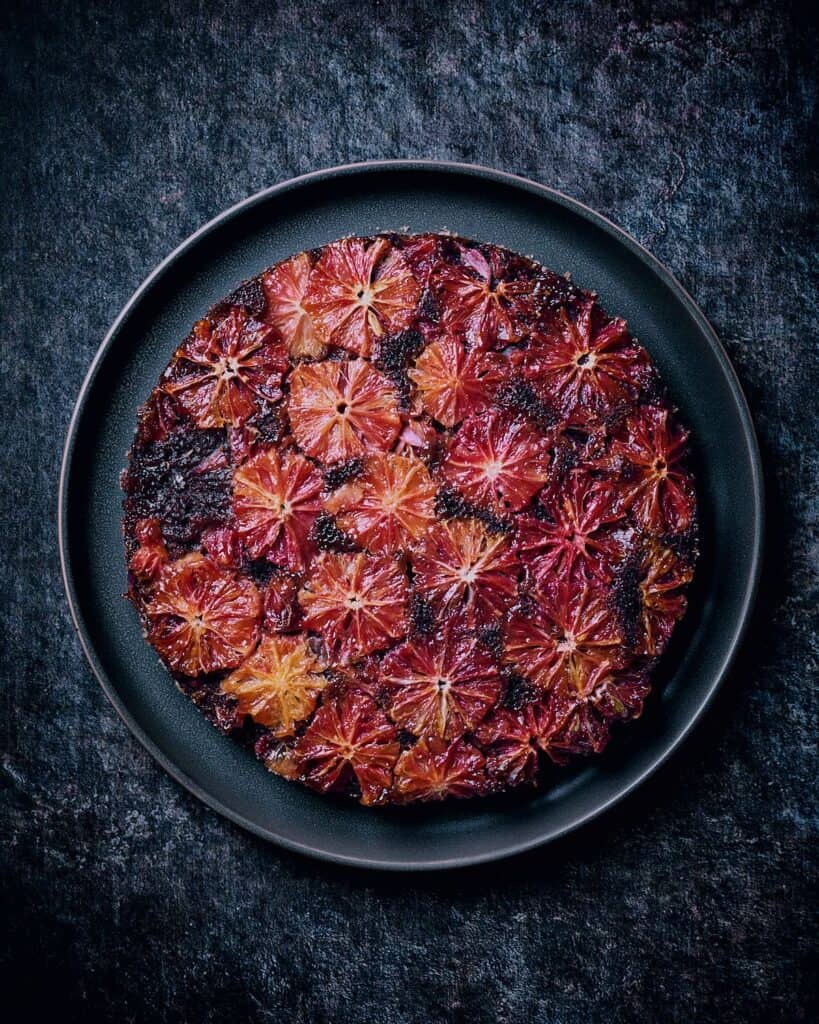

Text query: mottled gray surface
(1, 1), (817, 1021)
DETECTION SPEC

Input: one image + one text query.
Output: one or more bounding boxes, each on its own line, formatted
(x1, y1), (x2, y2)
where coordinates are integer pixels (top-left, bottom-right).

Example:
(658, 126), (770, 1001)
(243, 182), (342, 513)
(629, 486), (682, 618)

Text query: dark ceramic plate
(59, 161), (763, 870)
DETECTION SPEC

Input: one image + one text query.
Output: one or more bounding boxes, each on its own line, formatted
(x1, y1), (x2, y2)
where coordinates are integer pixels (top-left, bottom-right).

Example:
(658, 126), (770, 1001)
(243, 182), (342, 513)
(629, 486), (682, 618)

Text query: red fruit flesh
(146, 553), (261, 676)
(504, 580), (624, 695)
(262, 252), (325, 360)
(298, 552), (410, 664)
(380, 622), (501, 739)
(512, 297), (653, 418)
(129, 518), (169, 582)
(410, 518), (519, 626)
(163, 309), (287, 428)
(221, 634), (326, 736)
(441, 410), (550, 511)
(436, 244), (535, 348)
(287, 358), (402, 464)
(516, 472), (628, 585)
(303, 238), (420, 357)
(408, 333), (504, 427)
(393, 736), (486, 802)
(637, 542), (693, 656)
(594, 405), (695, 534)
(327, 453), (436, 554)
(296, 689), (400, 805)
(475, 702), (559, 786)
(232, 447), (323, 571)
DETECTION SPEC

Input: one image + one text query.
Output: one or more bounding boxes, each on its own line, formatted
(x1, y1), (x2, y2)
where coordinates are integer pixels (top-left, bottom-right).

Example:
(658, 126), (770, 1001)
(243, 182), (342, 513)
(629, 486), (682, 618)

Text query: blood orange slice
(544, 704), (610, 762)
(287, 359), (402, 464)
(474, 702), (558, 786)
(262, 571), (301, 633)
(303, 237), (420, 357)
(146, 553), (261, 676)
(163, 309), (287, 428)
(441, 410), (550, 512)
(590, 668), (651, 724)
(410, 518), (519, 626)
(504, 580), (623, 694)
(517, 472), (627, 584)
(327, 453), (436, 554)
(261, 252), (325, 360)
(298, 552), (409, 663)
(595, 405), (696, 534)
(232, 448), (323, 571)
(221, 634), (326, 737)
(380, 623), (501, 739)
(407, 333), (504, 427)
(201, 525), (242, 568)
(129, 518), (168, 583)
(393, 737), (486, 802)
(436, 244), (535, 348)
(637, 541), (694, 656)
(512, 298), (654, 417)
(295, 689), (400, 805)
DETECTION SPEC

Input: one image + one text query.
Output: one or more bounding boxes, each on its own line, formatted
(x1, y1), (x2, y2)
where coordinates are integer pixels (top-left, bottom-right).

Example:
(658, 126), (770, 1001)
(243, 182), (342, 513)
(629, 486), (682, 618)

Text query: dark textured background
(2, 1), (817, 1021)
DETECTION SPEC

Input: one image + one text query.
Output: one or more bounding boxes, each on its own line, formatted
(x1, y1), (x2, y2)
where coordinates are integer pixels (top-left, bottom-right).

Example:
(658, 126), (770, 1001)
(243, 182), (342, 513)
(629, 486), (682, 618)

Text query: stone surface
(1, 1), (816, 1021)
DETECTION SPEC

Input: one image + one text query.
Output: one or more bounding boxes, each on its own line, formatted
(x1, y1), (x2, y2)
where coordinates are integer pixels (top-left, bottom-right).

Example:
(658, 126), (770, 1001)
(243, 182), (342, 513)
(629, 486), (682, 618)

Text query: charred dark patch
(245, 557), (276, 586)
(321, 668), (348, 694)
(477, 623), (504, 659)
(123, 426), (232, 549)
(312, 513), (357, 552)
(189, 683), (243, 733)
(638, 373), (665, 406)
(611, 549), (644, 649)
(253, 406), (284, 445)
(434, 486), (471, 520)
(529, 499), (554, 523)
(254, 730), (277, 762)
(552, 435), (580, 478)
(502, 671), (538, 711)
(397, 729), (417, 751)
(378, 231), (407, 248)
(341, 772), (363, 801)
(409, 593), (436, 636)
(439, 235), (464, 263)
(324, 458), (364, 491)
(212, 276), (266, 319)
(530, 270), (586, 319)
(434, 487), (511, 534)
(495, 377), (558, 431)
(417, 287), (440, 321)
(375, 329), (425, 406)
(660, 520), (700, 564)
(600, 403), (632, 438)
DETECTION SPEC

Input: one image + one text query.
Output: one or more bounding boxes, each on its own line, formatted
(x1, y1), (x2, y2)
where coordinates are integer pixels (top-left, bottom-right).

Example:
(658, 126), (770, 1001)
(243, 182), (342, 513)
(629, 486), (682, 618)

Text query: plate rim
(58, 159), (765, 870)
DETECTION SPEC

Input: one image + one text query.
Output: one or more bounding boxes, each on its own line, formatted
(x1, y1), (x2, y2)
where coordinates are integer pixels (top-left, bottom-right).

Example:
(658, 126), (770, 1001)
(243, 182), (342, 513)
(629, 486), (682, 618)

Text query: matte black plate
(59, 161), (763, 870)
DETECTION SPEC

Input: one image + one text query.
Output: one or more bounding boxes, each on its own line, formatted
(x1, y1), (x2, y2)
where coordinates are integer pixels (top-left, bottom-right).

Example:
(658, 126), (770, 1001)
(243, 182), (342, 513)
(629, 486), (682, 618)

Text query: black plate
(59, 161), (763, 870)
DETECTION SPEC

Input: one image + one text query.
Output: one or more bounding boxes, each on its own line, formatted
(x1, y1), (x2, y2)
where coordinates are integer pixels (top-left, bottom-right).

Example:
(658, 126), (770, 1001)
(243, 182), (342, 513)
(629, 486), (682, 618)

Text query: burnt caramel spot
(324, 458), (364, 491)
(409, 593), (436, 637)
(375, 329), (425, 406)
(434, 487), (511, 535)
(123, 426), (231, 550)
(495, 377), (558, 432)
(312, 513), (357, 553)
(502, 671), (538, 711)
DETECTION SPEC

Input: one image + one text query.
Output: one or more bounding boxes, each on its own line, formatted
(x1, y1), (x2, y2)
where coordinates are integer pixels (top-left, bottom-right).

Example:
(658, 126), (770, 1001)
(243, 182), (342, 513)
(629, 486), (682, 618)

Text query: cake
(121, 233), (697, 806)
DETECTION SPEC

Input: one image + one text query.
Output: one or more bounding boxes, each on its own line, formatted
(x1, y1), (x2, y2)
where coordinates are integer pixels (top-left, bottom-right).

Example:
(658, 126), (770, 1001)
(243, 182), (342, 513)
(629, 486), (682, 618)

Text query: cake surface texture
(122, 233), (697, 806)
